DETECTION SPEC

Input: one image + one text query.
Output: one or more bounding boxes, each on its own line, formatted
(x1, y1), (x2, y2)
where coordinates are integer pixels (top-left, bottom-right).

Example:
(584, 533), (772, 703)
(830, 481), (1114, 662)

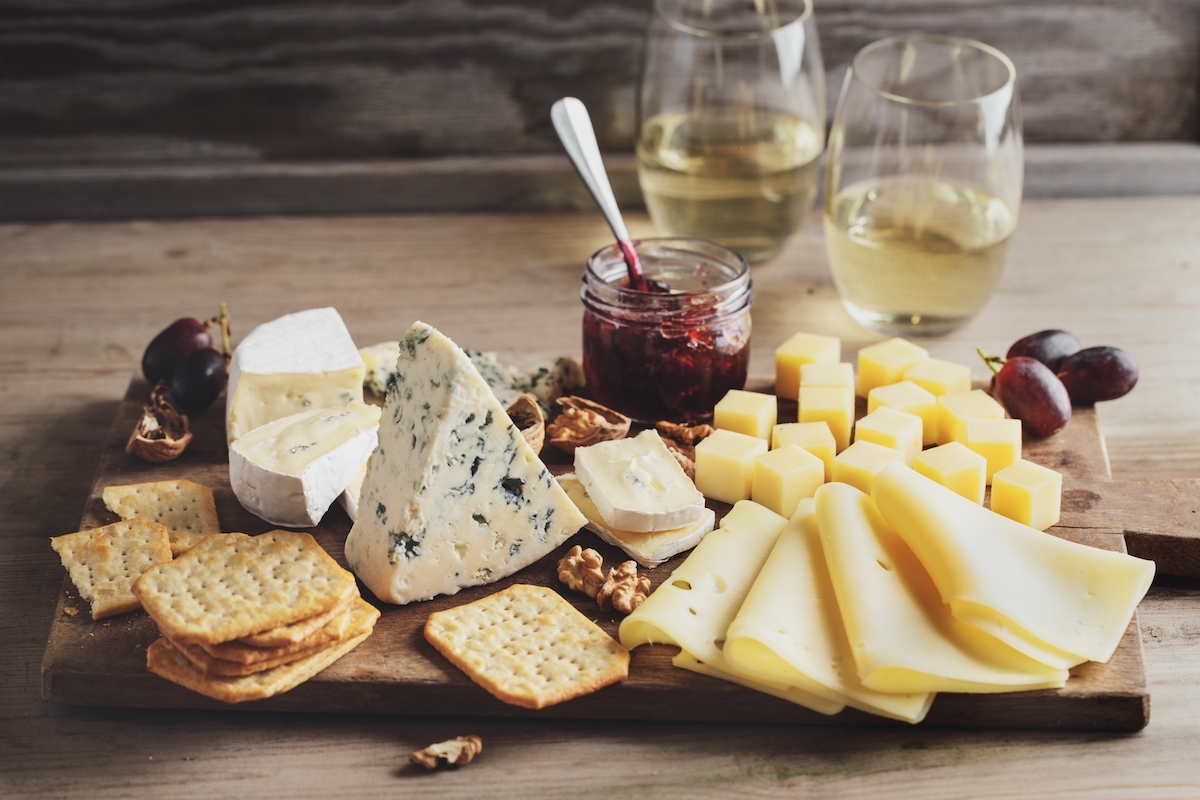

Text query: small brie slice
(574, 430), (705, 533)
(557, 473), (714, 567)
(230, 402), (381, 527)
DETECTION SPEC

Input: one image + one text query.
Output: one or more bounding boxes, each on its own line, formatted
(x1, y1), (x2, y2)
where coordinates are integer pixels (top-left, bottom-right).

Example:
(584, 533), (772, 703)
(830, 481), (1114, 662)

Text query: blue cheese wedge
(229, 402), (381, 527)
(574, 430), (705, 533)
(358, 340), (583, 416)
(556, 473), (714, 567)
(344, 322), (588, 605)
(226, 308), (365, 443)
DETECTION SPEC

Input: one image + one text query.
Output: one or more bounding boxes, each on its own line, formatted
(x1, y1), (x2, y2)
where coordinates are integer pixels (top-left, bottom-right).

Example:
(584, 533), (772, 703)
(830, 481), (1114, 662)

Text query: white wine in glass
(825, 35), (1023, 335)
(638, 0), (825, 265)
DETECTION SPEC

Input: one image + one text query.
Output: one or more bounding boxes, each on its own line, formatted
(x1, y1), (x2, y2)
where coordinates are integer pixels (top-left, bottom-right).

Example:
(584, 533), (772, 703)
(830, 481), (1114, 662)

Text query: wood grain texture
(5, 199), (1200, 797)
(0, 0), (1196, 169)
(39, 379), (1149, 730)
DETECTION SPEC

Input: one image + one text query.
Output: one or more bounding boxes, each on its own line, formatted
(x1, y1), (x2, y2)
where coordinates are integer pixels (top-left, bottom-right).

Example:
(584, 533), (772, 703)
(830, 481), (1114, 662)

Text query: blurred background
(1, 0), (1198, 220)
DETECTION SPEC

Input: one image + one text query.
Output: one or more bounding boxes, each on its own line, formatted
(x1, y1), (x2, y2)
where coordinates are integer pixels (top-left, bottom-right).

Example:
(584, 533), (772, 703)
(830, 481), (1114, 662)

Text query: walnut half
(125, 383), (193, 462)
(596, 560), (651, 615)
(409, 735), (483, 770)
(655, 421), (715, 481)
(546, 397), (631, 455)
(557, 545), (606, 598)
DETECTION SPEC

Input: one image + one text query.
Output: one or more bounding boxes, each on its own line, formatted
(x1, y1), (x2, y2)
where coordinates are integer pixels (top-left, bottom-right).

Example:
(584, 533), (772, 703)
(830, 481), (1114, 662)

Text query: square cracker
(146, 631), (371, 703)
(102, 479), (220, 556)
(198, 597), (380, 667)
(51, 519), (172, 619)
(424, 584), (629, 709)
(132, 530), (357, 646)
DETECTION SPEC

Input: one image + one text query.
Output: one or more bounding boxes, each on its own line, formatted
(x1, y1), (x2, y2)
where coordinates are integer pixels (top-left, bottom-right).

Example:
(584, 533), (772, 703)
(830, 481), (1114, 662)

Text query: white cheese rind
(338, 461), (370, 522)
(556, 473), (714, 567)
(229, 403), (380, 527)
(574, 430), (705, 533)
(226, 307), (365, 443)
(343, 322), (588, 605)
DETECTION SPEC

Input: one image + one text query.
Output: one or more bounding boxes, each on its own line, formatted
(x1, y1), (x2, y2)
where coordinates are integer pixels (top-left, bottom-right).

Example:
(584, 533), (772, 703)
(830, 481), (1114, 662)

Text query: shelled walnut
(557, 545), (649, 615)
(546, 397), (631, 454)
(654, 421), (715, 481)
(409, 735), (483, 770)
(125, 383), (193, 462)
(596, 560), (651, 615)
(557, 545), (606, 598)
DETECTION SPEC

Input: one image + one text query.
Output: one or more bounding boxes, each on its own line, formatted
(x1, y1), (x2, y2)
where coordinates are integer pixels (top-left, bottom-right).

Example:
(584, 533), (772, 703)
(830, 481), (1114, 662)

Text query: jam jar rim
(582, 237), (752, 324)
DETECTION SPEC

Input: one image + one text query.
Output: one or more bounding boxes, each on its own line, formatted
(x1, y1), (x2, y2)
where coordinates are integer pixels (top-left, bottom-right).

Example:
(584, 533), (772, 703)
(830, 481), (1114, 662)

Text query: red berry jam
(581, 238), (752, 422)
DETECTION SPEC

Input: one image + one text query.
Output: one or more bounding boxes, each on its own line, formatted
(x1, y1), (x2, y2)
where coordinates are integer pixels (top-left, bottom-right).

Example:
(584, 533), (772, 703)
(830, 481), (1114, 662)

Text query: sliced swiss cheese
(574, 430), (705, 533)
(226, 307), (365, 443)
(229, 402), (380, 527)
(343, 322), (587, 605)
(814, 482), (1070, 693)
(872, 461), (1155, 666)
(724, 499), (934, 723)
(619, 501), (842, 716)
(556, 473), (714, 567)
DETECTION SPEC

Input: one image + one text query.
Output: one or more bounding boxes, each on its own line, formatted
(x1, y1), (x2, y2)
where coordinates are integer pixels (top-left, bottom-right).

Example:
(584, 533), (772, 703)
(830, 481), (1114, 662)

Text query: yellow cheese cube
(868, 380), (938, 446)
(991, 459), (1063, 531)
(936, 389), (1005, 445)
(831, 440), (903, 495)
(775, 332), (840, 401)
(714, 389), (777, 440)
(798, 386), (854, 453)
(856, 338), (929, 397)
(772, 421), (836, 481)
(800, 362), (855, 390)
(903, 358), (973, 397)
(913, 442), (987, 504)
(752, 445), (825, 518)
(966, 418), (1023, 483)
(695, 428), (769, 504)
(854, 407), (923, 466)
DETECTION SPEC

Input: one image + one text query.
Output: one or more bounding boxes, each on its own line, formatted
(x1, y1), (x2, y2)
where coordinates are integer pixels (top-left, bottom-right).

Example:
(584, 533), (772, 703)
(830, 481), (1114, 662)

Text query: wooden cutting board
(42, 378), (1159, 731)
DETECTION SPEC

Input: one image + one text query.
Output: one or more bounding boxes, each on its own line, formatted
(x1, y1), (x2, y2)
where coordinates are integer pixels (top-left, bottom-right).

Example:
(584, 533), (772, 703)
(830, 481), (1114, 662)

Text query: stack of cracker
(133, 530), (378, 703)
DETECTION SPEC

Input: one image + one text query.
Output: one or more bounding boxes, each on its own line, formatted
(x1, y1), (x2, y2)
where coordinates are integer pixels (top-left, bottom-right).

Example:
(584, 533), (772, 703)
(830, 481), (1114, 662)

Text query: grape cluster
(980, 329), (1138, 438)
(142, 306), (230, 413)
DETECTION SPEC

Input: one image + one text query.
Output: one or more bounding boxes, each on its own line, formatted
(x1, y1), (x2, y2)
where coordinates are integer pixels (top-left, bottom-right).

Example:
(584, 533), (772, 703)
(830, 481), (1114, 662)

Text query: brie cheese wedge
(574, 430), (705, 533)
(229, 402), (380, 527)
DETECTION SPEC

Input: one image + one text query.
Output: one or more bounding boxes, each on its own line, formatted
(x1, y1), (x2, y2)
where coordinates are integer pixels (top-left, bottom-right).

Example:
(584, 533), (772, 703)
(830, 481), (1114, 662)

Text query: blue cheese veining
(344, 322), (588, 605)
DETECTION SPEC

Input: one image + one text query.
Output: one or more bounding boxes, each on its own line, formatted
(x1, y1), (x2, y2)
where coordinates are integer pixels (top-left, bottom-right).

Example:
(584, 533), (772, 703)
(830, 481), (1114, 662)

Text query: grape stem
(977, 347), (1006, 376)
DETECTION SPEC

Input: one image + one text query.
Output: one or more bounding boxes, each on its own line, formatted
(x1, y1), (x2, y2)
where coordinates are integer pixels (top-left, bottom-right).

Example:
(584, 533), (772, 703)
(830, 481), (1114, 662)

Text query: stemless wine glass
(637, 0), (825, 265)
(825, 34), (1023, 335)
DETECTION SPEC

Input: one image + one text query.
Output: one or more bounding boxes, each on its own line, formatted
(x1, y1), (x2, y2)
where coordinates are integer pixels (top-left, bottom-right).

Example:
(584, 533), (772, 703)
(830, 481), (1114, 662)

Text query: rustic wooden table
(3, 199), (1199, 798)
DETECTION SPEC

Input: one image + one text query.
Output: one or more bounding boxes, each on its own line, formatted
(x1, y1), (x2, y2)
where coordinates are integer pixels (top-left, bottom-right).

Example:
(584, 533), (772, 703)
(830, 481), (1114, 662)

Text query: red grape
(170, 347), (226, 413)
(142, 317), (211, 384)
(1006, 329), (1081, 373)
(1058, 346), (1138, 405)
(993, 356), (1072, 437)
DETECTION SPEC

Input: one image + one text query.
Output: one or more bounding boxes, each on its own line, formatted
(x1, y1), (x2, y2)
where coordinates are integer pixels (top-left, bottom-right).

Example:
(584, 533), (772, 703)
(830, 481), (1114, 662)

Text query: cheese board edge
(40, 377), (1153, 732)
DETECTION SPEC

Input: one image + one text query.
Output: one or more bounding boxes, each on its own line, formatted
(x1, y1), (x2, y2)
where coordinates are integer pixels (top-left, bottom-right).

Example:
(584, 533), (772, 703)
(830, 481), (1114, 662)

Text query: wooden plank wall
(1, 0), (1198, 219)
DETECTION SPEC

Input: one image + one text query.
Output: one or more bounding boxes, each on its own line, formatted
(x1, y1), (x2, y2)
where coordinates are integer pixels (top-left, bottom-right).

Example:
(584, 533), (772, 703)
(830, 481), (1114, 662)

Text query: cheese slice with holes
(619, 501), (843, 716)
(814, 482), (1069, 693)
(872, 461), (1155, 666)
(229, 402), (380, 527)
(343, 322), (587, 605)
(556, 473), (714, 567)
(724, 499), (934, 723)
(226, 307), (365, 443)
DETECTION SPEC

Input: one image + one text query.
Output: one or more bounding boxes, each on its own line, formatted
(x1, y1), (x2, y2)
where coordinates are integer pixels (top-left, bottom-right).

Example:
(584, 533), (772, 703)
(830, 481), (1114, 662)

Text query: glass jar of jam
(581, 238), (752, 422)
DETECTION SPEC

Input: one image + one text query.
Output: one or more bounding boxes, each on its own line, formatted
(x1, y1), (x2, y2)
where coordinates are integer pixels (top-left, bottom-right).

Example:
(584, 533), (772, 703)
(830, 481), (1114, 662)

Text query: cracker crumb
(410, 735), (483, 770)
(63, 607), (79, 617)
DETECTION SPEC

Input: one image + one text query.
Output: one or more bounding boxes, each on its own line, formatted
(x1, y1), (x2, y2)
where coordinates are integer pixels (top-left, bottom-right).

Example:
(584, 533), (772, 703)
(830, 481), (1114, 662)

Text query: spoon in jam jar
(551, 97), (665, 292)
